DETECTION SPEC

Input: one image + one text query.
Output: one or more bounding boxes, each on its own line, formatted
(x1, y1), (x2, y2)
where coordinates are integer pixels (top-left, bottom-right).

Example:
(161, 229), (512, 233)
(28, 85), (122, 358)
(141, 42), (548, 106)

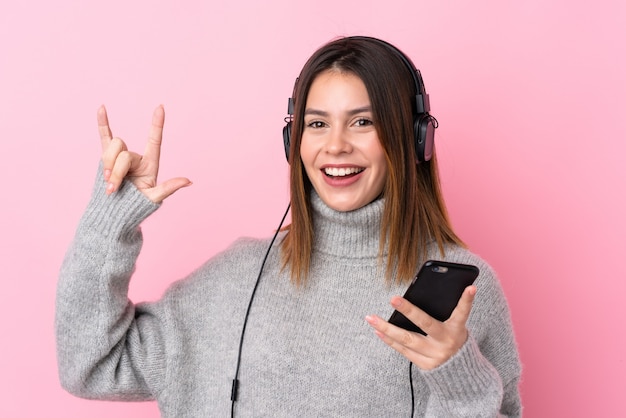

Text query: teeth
(324, 167), (364, 177)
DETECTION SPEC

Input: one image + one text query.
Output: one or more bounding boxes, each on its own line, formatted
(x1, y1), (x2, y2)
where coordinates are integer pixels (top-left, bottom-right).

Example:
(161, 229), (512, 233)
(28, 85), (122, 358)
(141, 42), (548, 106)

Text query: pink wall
(1, 1), (624, 416)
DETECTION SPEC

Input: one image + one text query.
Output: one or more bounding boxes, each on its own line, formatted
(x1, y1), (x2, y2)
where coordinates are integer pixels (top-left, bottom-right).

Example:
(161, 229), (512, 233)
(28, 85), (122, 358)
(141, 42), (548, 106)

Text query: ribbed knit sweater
(56, 167), (522, 417)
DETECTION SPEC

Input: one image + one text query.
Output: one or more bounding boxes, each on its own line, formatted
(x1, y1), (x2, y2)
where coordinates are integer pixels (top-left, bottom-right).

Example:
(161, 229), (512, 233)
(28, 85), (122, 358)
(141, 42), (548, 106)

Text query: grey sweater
(56, 168), (522, 417)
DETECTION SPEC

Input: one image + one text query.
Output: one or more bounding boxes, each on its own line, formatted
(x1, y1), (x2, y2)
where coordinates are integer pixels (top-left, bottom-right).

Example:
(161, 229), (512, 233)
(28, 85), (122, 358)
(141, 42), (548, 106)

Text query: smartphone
(388, 260), (479, 335)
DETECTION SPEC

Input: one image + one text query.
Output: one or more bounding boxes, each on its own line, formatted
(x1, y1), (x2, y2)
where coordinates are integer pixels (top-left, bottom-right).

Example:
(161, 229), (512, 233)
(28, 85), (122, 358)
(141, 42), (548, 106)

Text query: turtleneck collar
(310, 191), (386, 259)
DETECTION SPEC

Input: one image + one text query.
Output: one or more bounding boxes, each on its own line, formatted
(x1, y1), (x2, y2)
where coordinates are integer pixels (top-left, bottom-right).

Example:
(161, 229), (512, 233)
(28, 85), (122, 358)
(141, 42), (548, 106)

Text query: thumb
(447, 285), (476, 328)
(147, 177), (193, 203)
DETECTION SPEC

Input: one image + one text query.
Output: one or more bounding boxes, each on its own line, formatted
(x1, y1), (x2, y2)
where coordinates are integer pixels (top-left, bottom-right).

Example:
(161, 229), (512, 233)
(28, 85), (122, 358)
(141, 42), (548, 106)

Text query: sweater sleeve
(55, 165), (166, 400)
(419, 258), (522, 417)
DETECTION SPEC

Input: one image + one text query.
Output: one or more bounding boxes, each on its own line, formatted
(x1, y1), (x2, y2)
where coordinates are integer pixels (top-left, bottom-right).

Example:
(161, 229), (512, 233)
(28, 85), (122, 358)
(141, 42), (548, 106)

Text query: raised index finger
(143, 105), (165, 165)
(97, 105), (113, 151)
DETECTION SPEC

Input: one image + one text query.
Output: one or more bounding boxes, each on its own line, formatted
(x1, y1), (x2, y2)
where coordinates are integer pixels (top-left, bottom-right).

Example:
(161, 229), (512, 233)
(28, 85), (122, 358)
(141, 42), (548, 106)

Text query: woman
(56, 36), (521, 417)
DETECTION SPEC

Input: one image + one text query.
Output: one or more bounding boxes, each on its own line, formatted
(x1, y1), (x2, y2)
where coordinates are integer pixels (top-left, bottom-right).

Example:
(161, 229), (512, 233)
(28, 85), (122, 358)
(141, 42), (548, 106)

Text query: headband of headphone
(282, 36), (437, 163)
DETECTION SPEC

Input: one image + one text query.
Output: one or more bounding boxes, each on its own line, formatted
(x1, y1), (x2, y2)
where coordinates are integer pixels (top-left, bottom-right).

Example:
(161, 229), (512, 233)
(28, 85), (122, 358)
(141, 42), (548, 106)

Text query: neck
(310, 191), (386, 259)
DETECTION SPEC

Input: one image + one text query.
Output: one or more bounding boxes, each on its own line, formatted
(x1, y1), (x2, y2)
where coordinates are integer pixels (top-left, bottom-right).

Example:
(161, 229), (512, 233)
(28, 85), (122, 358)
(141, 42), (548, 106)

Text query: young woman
(56, 36), (521, 417)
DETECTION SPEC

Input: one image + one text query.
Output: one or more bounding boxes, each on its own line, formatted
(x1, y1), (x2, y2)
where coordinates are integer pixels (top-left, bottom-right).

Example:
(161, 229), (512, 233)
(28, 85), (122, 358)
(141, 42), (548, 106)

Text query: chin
(329, 204), (360, 212)
(320, 195), (372, 212)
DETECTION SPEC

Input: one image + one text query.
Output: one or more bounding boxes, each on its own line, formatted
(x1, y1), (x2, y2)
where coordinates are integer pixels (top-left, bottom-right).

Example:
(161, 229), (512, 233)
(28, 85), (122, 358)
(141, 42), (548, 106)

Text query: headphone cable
(228, 202), (416, 417)
(230, 203), (291, 417)
(409, 361), (415, 417)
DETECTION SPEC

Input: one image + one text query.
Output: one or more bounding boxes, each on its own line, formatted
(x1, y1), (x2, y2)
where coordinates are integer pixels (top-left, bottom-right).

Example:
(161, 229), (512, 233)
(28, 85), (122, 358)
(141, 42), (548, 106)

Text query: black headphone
(282, 36), (438, 164)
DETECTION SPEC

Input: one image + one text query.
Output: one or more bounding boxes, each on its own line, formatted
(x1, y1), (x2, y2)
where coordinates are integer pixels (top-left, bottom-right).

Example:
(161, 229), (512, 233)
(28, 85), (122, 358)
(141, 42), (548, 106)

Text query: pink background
(1, 1), (624, 416)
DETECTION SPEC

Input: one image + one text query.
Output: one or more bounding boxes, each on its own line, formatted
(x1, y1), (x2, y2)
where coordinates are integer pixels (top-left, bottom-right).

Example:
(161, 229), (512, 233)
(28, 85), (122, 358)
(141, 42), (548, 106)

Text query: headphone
(282, 36), (438, 164)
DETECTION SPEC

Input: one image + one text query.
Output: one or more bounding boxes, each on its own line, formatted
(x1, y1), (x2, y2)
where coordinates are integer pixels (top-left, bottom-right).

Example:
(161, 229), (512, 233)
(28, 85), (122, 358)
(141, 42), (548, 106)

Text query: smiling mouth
(323, 167), (365, 177)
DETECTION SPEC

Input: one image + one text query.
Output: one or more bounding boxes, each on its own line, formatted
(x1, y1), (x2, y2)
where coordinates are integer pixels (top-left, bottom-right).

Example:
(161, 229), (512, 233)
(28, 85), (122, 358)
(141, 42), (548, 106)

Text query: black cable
(409, 361), (415, 418)
(230, 203), (291, 418)
(228, 203), (415, 417)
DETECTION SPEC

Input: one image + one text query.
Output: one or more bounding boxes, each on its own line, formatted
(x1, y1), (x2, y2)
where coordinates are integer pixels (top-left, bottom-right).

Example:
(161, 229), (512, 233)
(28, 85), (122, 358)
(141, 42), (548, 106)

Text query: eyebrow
(304, 106), (372, 117)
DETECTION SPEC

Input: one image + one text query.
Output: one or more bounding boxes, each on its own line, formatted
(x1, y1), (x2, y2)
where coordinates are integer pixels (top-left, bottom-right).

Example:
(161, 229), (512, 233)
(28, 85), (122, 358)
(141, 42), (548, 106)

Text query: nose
(324, 126), (352, 155)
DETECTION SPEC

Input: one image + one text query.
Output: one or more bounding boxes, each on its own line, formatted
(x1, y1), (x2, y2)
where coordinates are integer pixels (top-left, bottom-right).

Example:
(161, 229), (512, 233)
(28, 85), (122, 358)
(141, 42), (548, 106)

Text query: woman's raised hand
(98, 105), (192, 203)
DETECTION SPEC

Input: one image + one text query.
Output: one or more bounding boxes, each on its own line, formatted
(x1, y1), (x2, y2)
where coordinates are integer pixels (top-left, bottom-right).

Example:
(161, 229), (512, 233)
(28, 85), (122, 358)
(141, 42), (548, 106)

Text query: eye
(354, 118), (373, 127)
(306, 120), (327, 129)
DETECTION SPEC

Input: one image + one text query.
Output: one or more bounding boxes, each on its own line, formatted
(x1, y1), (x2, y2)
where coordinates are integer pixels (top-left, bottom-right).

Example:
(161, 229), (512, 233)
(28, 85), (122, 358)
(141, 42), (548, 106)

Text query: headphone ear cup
(414, 114), (435, 163)
(282, 121), (292, 163)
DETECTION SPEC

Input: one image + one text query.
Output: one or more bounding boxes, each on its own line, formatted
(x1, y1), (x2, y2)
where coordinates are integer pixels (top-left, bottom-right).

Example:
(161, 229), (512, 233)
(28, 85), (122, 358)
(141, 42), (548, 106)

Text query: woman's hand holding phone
(366, 286), (476, 371)
(98, 105), (192, 203)
(365, 259), (478, 371)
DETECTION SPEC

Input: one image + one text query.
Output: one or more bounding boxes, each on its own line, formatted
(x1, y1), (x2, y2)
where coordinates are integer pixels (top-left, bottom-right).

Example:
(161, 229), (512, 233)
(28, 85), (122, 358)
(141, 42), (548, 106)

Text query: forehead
(305, 70), (371, 109)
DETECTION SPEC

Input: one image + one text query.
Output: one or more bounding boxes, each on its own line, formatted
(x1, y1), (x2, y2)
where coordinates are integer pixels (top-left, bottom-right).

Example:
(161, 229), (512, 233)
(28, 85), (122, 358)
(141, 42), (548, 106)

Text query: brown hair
(281, 36), (465, 285)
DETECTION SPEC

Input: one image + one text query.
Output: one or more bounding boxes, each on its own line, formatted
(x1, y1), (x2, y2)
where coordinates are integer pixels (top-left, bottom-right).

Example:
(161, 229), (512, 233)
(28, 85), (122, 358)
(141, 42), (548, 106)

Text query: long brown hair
(281, 36), (465, 285)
